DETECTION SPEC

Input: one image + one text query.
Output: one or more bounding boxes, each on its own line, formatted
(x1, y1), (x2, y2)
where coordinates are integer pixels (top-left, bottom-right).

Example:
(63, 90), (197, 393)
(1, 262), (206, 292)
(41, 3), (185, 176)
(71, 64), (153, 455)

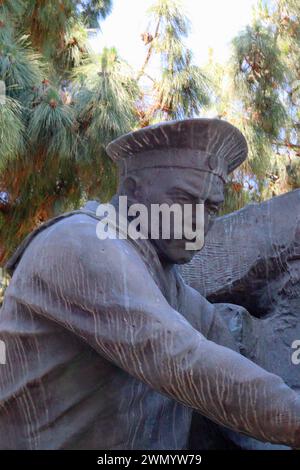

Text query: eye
(180, 195), (193, 203)
(206, 203), (219, 216)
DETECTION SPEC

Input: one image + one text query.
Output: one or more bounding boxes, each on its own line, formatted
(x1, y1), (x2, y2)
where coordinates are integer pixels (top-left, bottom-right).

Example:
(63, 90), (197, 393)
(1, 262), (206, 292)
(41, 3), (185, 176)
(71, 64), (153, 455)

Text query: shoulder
(16, 213), (147, 282)
(12, 213), (165, 309)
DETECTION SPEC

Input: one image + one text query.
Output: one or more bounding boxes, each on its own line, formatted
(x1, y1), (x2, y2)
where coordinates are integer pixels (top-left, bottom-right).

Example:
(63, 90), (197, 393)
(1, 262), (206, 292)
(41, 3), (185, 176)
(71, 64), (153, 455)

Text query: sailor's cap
(106, 118), (248, 182)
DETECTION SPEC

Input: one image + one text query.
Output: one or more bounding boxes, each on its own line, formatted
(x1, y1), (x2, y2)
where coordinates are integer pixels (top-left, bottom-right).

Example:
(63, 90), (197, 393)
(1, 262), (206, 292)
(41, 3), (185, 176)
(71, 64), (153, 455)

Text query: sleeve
(174, 274), (241, 351)
(13, 219), (300, 448)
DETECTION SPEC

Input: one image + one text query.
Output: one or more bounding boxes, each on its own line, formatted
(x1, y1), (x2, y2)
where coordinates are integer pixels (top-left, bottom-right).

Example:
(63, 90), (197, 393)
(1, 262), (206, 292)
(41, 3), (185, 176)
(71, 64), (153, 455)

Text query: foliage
(0, 0), (134, 264)
(137, 0), (210, 124)
(2, 0), (299, 266)
(0, 0), (212, 265)
(209, 0), (300, 211)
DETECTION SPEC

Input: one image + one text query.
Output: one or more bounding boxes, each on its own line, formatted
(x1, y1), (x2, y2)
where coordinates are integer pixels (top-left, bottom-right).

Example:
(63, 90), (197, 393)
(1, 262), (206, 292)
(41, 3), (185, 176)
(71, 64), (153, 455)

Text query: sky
(89, 0), (257, 72)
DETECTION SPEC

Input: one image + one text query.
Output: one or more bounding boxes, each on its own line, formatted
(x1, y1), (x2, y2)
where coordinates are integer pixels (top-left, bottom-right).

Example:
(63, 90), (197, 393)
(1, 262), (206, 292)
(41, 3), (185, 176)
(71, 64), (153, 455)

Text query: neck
(112, 193), (175, 270)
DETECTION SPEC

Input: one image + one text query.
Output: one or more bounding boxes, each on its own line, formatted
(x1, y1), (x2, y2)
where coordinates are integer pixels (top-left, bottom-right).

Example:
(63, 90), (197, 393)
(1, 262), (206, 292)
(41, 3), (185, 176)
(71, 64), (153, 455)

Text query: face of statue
(121, 167), (225, 265)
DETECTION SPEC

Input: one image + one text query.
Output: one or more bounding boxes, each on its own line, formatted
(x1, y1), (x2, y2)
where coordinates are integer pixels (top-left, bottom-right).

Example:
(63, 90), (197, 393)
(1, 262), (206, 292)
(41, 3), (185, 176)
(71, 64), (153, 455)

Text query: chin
(163, 248), (197, 265)
(153, 240), (202, 265)
(174, 251), (197, 265)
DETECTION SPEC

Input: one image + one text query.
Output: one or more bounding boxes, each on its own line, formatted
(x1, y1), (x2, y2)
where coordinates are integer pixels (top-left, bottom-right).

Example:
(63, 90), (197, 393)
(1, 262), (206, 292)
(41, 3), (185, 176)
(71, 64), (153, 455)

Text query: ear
(122, 176), (139, 199)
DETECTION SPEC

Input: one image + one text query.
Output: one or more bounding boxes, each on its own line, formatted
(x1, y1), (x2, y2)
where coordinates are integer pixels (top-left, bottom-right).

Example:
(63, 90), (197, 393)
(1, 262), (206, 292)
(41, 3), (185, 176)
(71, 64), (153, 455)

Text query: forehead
(155, 167), (224, 200)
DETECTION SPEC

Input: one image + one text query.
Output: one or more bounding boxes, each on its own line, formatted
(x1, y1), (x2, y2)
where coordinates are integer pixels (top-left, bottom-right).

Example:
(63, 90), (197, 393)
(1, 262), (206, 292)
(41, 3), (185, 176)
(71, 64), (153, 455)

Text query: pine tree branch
(273, 140), (300, 151)
(137, 17), (161, 82)
(144, 73), (155, 82)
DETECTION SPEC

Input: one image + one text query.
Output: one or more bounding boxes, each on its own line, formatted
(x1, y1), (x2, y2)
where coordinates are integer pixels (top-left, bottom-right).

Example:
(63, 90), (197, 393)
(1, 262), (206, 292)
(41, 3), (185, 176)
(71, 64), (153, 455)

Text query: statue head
(106, 119), (247, 265)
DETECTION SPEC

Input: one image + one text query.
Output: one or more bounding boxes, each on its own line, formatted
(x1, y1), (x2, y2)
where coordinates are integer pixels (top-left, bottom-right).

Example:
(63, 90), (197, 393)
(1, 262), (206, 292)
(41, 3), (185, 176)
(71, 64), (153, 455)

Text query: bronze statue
(0, 119), (299, 449)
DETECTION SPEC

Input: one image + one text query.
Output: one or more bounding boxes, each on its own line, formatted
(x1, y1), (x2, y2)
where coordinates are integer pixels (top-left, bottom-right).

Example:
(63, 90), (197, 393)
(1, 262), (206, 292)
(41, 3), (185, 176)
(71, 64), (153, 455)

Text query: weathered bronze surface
(0, 119), (299, 449)
(181, 188), (300, 449)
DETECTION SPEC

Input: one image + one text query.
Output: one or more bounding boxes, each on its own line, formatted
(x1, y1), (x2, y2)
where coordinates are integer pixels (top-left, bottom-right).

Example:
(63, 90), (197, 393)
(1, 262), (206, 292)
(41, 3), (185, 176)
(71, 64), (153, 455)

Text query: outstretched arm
(17, 221), (300, 448)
